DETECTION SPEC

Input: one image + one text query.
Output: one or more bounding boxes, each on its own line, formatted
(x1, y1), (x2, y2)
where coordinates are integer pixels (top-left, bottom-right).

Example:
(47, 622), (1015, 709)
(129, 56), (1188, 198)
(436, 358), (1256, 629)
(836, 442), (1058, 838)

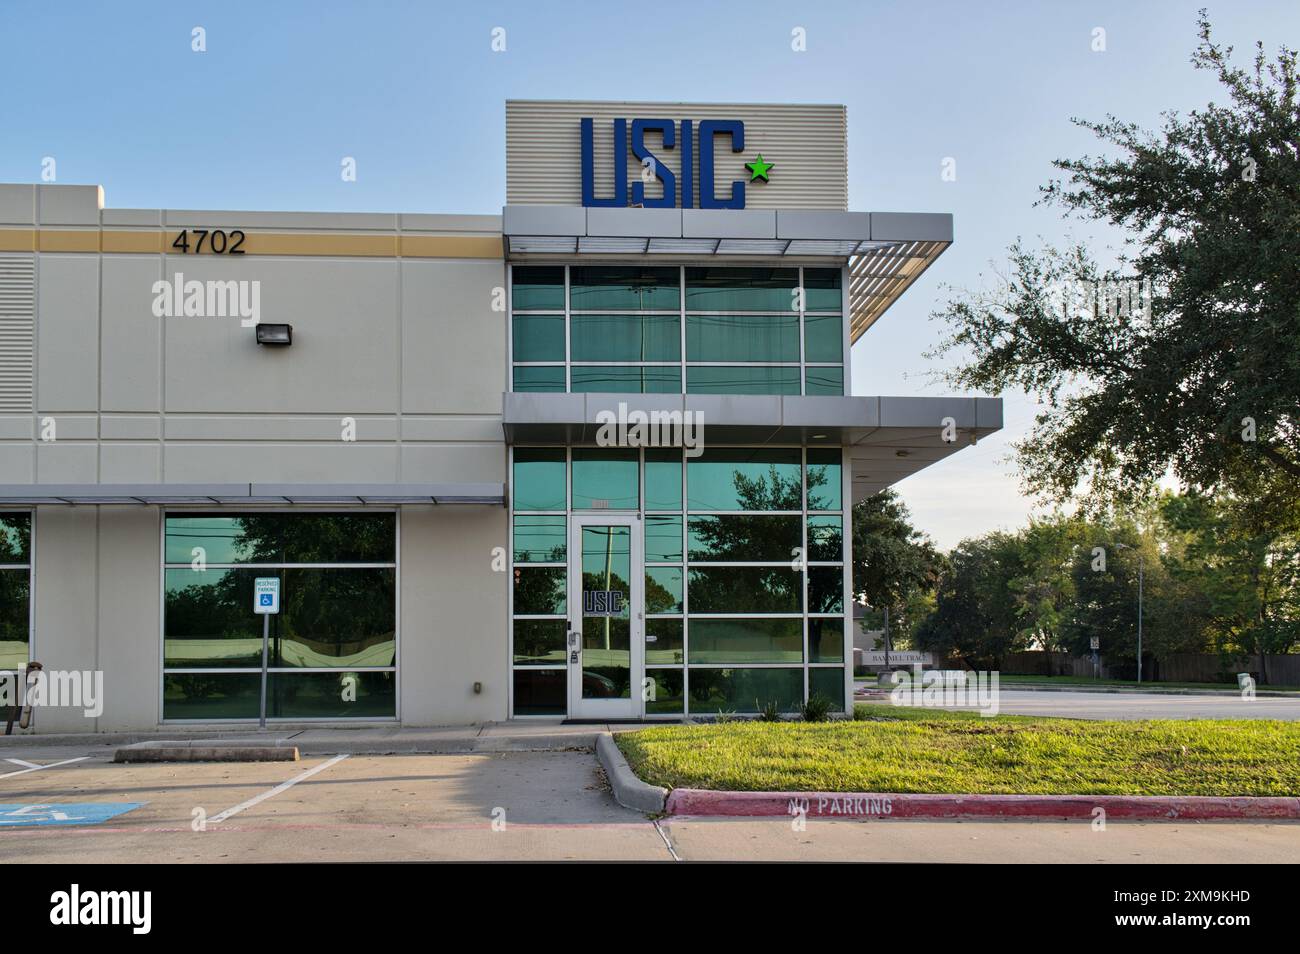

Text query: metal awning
(503, 206), (951, 343)
(0, 483), (506, 506)
(503, 392), (1001, 502)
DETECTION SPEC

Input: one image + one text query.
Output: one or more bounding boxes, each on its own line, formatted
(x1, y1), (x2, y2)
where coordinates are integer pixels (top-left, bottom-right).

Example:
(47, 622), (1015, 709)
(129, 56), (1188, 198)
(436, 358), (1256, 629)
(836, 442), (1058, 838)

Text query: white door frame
(567, 514), (643, 720)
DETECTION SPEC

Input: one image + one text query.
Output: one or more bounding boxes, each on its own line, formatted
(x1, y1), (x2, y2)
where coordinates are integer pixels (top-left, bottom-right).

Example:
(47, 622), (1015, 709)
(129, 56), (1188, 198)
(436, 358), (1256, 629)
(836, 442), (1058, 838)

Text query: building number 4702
(171, 229), (246, 254)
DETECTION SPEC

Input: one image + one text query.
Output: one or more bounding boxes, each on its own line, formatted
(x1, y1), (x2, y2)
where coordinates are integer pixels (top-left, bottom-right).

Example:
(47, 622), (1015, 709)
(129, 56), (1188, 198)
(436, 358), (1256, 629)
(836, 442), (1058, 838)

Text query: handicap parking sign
(253, 577), (280, 615)
(0, 803), (143, 827)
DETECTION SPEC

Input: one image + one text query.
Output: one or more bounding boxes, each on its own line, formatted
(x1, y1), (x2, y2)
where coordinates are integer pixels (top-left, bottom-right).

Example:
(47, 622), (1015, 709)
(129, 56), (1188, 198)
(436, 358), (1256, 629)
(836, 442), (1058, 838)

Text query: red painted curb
(664, 789), (1300, 821)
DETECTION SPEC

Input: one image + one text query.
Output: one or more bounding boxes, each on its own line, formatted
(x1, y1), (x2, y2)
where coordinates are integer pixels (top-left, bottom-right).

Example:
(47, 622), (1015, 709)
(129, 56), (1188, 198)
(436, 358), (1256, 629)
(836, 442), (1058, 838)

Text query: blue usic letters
(581, 117), (745, 209)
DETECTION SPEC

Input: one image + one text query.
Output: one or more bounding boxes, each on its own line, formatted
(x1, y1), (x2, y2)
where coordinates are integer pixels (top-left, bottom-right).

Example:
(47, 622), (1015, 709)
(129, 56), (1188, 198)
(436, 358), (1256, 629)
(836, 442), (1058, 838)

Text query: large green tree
(914, 532), (1028, 669)
(932, 13), (1300, 517)
(851, 489), (944, 645)
(1161, 491), (1300, 681)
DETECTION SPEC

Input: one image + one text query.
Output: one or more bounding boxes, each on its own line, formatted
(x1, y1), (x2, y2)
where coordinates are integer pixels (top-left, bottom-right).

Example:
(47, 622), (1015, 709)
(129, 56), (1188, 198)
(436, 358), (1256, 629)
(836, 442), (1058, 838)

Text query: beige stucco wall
(0, 184), (509, 487)
(398, 504), (508, 725)
(31, 506), (160, 732)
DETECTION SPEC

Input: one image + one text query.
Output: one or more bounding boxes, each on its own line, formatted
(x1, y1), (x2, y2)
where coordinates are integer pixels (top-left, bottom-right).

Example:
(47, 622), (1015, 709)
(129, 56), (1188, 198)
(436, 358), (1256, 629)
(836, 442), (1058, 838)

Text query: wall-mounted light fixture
(255, 323), (293, 346)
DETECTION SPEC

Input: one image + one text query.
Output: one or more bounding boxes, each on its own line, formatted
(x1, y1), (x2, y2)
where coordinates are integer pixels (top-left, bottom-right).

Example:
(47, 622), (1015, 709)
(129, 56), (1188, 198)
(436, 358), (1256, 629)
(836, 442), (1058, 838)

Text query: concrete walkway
(0, 719), (637, 760)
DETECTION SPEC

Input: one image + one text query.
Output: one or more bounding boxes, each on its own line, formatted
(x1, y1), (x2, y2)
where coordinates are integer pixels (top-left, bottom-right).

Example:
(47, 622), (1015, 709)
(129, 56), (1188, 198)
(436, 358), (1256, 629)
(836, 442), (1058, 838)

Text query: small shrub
(713, 709), (738, 724)
(757, 698), (782, 722)
(799, 692), (834, 723)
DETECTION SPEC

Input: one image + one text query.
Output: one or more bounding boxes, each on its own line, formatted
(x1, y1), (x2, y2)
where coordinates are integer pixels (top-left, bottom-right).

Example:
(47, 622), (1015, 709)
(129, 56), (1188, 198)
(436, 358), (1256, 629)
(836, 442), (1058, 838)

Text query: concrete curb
(293, 734), (603, 756)
(664, 789), (1300, 820)
(1, 727), (611, 754)
(596, 733), (667, 813)
(114, 740), (300, 763)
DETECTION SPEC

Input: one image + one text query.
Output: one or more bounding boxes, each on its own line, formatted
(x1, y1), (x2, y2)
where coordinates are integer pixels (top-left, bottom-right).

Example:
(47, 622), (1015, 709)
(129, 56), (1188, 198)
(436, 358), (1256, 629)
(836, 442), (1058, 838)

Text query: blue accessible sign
(0, 803), (144, 827)
(253, 577), (280, 615)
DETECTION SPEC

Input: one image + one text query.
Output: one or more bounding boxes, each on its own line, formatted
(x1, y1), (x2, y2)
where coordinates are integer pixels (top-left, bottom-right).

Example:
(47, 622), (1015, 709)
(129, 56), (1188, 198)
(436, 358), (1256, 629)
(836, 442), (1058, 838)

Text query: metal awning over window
(0, 483), (506, 506)
(503, 205), (952, 343)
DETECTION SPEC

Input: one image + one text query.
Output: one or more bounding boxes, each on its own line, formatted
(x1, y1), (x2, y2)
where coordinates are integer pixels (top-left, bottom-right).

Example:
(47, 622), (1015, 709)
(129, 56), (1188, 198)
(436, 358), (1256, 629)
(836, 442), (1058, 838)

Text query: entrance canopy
(0, 482), (506, 506)
(502, 393), (1001, 502)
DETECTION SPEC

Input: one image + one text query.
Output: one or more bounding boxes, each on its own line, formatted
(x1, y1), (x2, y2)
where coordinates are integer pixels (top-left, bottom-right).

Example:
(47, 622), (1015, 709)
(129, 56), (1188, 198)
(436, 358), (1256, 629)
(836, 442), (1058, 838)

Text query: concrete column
(399, 505), (508, 725)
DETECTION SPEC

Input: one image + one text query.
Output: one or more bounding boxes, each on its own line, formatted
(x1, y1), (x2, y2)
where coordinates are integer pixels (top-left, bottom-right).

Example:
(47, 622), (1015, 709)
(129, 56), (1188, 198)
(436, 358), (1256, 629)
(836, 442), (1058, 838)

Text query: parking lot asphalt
(1, 747), (1297, 863)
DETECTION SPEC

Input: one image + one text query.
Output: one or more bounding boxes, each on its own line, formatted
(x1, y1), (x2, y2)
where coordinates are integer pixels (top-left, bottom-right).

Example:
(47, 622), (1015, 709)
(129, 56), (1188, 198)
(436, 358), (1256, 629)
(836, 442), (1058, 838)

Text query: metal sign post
(253, 578), (281, 729)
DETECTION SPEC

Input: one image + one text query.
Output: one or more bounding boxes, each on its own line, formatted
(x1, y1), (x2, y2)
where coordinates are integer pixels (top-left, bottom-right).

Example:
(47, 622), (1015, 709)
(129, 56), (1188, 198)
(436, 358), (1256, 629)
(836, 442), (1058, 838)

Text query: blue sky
(2, 1), (1296, 547)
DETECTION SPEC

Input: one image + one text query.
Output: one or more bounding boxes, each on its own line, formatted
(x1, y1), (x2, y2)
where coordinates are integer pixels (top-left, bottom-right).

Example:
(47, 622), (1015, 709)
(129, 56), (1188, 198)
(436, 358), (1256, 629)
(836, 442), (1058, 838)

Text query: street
(859, 687), (1300, 721)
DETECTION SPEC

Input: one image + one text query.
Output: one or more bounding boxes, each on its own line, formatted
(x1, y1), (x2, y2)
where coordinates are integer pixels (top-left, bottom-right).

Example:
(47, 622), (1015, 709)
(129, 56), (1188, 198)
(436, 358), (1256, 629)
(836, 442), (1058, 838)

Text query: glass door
(567, 515), (643, 720)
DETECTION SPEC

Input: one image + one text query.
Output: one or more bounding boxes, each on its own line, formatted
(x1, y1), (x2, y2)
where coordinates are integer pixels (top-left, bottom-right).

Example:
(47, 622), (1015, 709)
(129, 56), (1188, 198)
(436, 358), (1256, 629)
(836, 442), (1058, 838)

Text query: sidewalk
(0, 720), (648, 755)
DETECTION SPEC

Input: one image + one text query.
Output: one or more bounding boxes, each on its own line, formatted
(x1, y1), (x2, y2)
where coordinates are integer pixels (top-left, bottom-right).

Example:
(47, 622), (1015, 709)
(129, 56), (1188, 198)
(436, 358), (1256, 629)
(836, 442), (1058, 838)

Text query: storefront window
(510, 265), (846, 397)
(684, 267), (798, 312)
(802, 268), (843, 312)
(685, 313), (798, 363)
(807, 515), (843, 561)
(644, 450), (682, 511)
(803, 312), (843, 363)
(687, 618), (803, 664)
(686, 448), (802, 511)
(644, 514), (683, 562)
(162, 513), (397, 720)
(571, 314), (679, 362)
(0, 513), (32, 671)
(508, 447), (849, 718)
(645, 566), (683, 615)
(513, 366), (565, 392)
(805, 366), (844, 396)
(570, 366), (681, 393)
(570, 266), (679, 310)
(513, 313), (565, 362)
(513, 668), (566, 715)
(686, 366), (801, 395)
(689, 667), (803, 714)
(513, 448), (567, 511)
(512, 619), (567, 666)
(687, 514), (801, 562)
(644, 667), (684, 713)
(511, 265), (565, 310)
(512, 515), (566, 563)
(806, 448), (843, 511)
(571, 448), (639, 510)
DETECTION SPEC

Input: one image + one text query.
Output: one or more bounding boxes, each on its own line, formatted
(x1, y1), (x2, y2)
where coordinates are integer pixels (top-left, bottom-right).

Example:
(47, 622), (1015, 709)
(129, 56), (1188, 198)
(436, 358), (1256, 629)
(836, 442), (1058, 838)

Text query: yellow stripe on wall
(0, 229), (35, 252)
(101, 230), (165, 253)
(37, 230), (100, 252)
(0, 228), (503, 259)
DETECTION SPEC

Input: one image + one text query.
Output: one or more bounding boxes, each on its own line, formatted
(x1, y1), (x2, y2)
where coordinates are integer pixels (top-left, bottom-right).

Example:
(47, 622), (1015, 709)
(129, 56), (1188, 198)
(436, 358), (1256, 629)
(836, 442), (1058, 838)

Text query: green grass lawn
(615, 704), (1300, 796)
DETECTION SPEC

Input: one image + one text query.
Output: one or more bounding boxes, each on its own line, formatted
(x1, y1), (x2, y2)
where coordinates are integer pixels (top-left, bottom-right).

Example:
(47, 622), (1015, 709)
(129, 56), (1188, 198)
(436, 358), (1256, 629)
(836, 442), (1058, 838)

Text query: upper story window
(510, 265), (844, 396)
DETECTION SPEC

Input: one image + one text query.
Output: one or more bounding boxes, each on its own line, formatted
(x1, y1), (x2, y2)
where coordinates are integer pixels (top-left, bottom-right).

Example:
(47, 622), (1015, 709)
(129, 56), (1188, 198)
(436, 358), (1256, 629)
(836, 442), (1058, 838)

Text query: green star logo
(745, 154), (774, 183)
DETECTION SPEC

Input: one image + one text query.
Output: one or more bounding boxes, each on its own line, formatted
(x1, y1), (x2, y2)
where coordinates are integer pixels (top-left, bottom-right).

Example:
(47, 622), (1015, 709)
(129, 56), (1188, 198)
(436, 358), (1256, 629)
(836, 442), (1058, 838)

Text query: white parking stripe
(4, 759), (40, 769)
(0, 756), (90, 779)
(210, 754), (350, 824)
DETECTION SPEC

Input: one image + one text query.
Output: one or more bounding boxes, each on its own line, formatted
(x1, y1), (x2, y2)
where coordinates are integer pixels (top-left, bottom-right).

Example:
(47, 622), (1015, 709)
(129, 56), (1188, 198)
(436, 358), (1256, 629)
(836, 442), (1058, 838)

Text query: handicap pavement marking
(0, 803), (145, 827)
